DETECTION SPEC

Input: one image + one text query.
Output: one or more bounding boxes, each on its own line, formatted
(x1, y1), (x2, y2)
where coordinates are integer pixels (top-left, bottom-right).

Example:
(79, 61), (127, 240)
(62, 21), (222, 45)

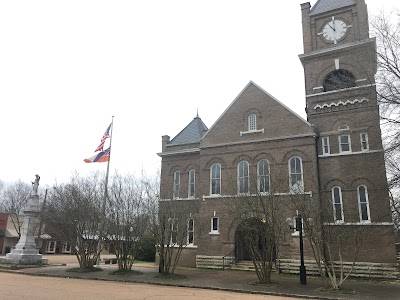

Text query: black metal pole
(298, 215), (307, 285)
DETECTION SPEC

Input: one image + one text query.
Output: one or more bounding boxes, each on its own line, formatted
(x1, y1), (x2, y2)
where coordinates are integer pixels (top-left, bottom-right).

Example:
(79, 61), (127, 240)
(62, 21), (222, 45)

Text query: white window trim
(357, 185), (371, 223)
(46, 241), (57, 253)
(171, 218), (178, 245)
(240, 128), (264, 136)
(257, 159), (271, 194)
(248, 113), (257, 131)
(209, 217), (220, 235)
(360, 132), (369, 151)
(332, 186), (344, 223)
(188, 169), (196, 199)
(322, 136), (330, 155)
(210, 163), (221, 196)
(173, 171), (180, 199)
(187, 218), (194, 245)
(237, 161), (250, 194)
(338, 134), (352, 153)
(288, 156), (304, 193)
(291, 217), (305, 236)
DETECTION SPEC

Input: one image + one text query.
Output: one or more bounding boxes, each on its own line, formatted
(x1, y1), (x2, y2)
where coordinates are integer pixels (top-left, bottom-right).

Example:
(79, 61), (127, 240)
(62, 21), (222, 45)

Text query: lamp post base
(300, 265), (307, 285)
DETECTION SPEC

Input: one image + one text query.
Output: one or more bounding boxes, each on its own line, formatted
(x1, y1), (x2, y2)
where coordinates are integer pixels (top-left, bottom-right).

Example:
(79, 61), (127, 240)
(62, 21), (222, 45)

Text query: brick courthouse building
(158, 0), (398, 275)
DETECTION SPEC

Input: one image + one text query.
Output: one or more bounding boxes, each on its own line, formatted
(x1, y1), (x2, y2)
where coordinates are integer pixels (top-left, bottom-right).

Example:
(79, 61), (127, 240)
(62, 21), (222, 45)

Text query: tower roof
(169, 116), (208, 145)
(309, 0), (355, 16)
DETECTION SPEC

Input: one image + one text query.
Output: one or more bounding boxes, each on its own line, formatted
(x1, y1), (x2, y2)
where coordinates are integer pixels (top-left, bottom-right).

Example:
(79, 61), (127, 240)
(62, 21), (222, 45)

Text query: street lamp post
(297, 214), (307, 285)
(291, 213), (307, 285)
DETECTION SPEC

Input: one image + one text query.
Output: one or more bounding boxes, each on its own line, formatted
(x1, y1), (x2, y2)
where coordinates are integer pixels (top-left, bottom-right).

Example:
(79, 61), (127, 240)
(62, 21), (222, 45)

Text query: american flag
(94, 123), (112, 152)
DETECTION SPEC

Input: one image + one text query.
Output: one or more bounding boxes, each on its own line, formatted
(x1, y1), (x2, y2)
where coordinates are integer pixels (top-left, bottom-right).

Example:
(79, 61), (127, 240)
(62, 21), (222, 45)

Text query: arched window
(188, 169), (196, 198)
(289, 157), (304, 193)
(248, 113), (257, 131)
(257, 159), (270, 193)
(331, 186), (344, 223)
(357, 185), (371, 222)
(173, 171), (180, 199)
(323, 69), (356, 92)
(338, 124), (349, 131)
(210, 163), (221, 195)
(237, 161), (249, 194)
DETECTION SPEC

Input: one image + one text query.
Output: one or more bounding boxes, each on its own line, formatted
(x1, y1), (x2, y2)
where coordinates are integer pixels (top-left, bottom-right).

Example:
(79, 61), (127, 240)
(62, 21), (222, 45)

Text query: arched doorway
(235, 227), (252, 260)
(235, 218), (276, 262)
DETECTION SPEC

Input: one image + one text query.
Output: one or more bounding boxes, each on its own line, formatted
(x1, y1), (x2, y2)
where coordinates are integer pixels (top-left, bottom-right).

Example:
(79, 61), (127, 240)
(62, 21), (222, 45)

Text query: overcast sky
(0, 0), (398, 187)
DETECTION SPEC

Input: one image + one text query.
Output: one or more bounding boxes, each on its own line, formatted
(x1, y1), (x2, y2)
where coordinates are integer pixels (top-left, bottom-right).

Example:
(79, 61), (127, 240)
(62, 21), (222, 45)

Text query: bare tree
(372, 11), (400, 230)
(106, 173), (153, 270)
(290, 193), (363, 289)
(0, 180), (31, 237)
(224, 176), (287, 284)
(44, 173), (104, 269)
(155, 199), (202, 275)
(147, 172), (205, 275)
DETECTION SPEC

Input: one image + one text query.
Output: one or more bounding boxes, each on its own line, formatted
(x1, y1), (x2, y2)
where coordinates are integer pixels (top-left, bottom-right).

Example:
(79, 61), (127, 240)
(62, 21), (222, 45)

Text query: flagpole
(96, 116), (114, 267)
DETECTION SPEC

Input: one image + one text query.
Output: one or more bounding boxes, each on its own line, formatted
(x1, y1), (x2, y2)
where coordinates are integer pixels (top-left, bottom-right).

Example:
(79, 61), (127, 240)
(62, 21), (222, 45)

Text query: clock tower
(299, 0), (396, 263)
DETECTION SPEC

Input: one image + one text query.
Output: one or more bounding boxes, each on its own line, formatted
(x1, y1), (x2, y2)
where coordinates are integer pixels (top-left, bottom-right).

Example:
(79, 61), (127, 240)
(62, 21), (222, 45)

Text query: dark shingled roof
(309, 0), (355, 16)
(169, 116), (208, 145)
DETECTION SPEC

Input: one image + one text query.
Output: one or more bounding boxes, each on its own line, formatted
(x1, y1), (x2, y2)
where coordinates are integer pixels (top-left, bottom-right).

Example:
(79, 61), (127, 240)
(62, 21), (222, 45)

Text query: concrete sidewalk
(2, 258), (400, 300)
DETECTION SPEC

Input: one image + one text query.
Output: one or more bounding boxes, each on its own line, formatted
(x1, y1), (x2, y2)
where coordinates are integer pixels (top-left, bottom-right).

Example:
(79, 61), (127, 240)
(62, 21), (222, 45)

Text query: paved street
(0, 272), (295, 300)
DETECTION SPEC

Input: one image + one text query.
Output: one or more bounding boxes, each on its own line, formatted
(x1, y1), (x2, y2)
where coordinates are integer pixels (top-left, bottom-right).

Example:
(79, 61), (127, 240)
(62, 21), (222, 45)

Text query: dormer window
(248, 113), (257, 131)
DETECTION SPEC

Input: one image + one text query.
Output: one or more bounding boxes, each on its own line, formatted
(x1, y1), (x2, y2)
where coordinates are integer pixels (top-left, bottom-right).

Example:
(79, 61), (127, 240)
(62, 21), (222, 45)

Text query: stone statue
(31, 174), (40, 195)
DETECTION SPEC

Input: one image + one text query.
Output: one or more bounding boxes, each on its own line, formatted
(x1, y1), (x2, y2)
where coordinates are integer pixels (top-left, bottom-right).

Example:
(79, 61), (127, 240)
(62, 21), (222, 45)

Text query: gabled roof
(201, 81), (311, 141)
(169, 116), (208, 145)
(309, 0), (355, 16)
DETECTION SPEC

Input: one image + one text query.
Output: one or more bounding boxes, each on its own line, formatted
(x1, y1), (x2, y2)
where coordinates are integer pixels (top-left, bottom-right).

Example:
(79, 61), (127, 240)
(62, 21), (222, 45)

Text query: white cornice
(314, 98), (369, 110)
(157, 148), (200, 157)
(200, 133), (316, 150)
(318, 149), (383, 158)
(202, 191), (313, 200)
(324, 222), (393, 226)
(299, 38), (376, 62)
(306, 83), (375, 98)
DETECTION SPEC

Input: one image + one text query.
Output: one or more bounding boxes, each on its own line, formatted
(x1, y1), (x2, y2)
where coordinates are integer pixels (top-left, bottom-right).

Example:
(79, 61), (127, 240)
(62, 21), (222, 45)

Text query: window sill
(209, 232), (220, 235)
(323, 221), (393, 226)
(160, 197), (199, 201)
(167, 244), (198, 249)
(291, 232), (305, 237)
(319, 149), (382, 158)
(240, 128), (264, 136)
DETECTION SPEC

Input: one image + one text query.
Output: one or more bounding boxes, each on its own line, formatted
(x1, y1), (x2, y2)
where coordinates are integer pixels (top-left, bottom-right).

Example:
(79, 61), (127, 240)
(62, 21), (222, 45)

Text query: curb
(1, 269), (339, 300)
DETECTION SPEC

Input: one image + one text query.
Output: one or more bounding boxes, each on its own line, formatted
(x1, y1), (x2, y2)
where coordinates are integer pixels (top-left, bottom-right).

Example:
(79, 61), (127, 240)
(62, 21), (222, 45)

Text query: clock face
(322, 19), (347, 44)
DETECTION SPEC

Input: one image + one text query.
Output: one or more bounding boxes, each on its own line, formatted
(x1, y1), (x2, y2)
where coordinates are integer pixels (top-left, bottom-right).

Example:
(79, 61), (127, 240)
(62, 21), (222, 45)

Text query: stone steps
(196, 255), (400, 279)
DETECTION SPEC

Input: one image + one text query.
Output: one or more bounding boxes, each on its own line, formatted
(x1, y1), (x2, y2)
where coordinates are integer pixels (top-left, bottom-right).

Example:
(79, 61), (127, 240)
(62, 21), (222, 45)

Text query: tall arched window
(248, 113), (257, 131)
(173, 171), (180, 199)
(188, 169), (196, 198)
(331, 186), (344, 223)
(210, 163), (221, 195)
(237, 161), (249, 194)
(257, 159), (270, 193)
(323, 69), (356, 92)
(289, 156), (304, 193)
(357, 185), (371, 222)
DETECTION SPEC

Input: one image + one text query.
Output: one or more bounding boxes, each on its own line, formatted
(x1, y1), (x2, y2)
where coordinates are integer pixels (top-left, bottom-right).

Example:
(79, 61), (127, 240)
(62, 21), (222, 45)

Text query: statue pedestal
(0, 194), (48, 265)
